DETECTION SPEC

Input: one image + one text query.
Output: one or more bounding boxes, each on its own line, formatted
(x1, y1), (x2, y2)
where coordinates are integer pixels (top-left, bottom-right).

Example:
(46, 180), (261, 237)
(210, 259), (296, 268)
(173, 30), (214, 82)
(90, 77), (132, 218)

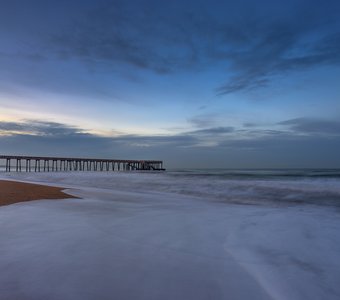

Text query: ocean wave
(2, 170), (340, 207)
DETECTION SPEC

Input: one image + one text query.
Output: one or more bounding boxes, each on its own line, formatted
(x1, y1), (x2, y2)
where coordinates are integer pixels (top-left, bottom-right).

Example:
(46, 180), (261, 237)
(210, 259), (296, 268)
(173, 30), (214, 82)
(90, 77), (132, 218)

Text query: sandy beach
(0, 180), (76, 207)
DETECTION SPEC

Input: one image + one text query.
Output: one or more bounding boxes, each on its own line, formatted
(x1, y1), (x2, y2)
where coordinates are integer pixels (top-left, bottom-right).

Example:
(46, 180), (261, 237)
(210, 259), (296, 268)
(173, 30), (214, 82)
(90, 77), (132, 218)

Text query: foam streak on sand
(0, 172), (340, 300)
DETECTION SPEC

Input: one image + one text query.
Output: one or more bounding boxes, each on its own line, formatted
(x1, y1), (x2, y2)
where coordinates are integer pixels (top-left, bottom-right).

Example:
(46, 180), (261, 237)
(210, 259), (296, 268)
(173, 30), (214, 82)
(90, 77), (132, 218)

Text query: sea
(160, 168), (340, 207)
(1, 167), (340, 299)
(1, 167), (340, 207)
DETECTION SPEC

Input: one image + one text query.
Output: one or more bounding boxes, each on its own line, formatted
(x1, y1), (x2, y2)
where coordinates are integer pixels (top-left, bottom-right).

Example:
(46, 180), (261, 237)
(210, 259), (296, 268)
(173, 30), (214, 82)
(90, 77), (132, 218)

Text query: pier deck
(0, 155), (164, 172)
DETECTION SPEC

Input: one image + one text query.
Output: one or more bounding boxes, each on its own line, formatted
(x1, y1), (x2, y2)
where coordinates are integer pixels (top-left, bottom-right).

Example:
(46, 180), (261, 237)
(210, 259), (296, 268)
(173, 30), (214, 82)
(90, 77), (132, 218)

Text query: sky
(0, 0), (340, 168)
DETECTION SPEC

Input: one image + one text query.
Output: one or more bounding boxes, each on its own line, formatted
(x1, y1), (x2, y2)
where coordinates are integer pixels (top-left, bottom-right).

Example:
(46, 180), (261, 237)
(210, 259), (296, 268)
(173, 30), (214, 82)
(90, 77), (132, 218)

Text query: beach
(1, 171), (340, 300)
(0, 180), (76, 206)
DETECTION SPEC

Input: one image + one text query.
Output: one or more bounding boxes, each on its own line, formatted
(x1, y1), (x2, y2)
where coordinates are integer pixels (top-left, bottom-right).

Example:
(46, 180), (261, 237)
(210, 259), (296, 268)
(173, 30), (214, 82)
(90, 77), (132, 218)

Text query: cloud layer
(1, 118), (339, 168)
(1, 0), (340, 95)
(52, 0), (340, 93)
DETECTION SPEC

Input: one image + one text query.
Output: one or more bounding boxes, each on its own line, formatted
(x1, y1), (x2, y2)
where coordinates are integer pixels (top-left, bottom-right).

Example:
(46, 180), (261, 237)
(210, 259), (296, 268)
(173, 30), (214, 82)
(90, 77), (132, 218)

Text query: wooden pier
(0, 155), (164, 172)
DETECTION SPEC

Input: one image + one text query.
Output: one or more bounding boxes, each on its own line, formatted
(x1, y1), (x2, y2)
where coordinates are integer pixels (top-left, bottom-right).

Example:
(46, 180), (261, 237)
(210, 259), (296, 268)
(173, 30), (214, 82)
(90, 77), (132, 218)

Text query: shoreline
(0, 180), (77, 207)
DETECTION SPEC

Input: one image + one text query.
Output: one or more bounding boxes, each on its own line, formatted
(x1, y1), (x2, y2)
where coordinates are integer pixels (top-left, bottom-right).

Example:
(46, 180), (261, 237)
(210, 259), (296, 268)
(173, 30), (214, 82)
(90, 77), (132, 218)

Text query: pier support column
(35, 160), (41, 172)
(6, 158), (11, 172)
(26, 159), (31, 172)
(16, 159), (22, 172)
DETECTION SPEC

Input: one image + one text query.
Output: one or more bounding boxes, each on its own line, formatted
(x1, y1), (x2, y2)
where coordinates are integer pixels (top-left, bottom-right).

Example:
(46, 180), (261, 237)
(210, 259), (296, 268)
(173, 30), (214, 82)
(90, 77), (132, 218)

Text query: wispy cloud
(187, 114), (219, 128)
(1, 1), (339, 96)
(188, 127), (234, 135)
(1, 118), (339, 167)
(47, 1), (340, 94)
(0, 120), (86, 136)
(1, 117), (339, 150)
(279, 118), (340, 135)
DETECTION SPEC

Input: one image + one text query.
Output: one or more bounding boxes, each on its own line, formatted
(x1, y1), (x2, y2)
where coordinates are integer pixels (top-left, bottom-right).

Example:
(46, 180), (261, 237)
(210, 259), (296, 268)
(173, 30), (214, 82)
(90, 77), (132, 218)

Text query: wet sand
(0, 180), (76, 206)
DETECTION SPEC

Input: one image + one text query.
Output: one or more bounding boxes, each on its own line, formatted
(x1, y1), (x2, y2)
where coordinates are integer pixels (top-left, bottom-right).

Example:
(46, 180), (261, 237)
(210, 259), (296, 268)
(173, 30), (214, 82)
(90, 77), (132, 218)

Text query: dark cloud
(49, 1), (199, 73)
(2, 118), (339, 150)
(1, 118), (340, 167)
(115, 133), (199, 147)
(0, 120), (200, 148)
(243, 122), (258, 128)
(47, 0), (340, 93)
(0, 120), (86, 136)
(188, 127), (234, 135)
(218, 26), (340, 93)
(1, 0), (340, 95)
(279, 118), (340, 135)
(187, 114), (218, 128)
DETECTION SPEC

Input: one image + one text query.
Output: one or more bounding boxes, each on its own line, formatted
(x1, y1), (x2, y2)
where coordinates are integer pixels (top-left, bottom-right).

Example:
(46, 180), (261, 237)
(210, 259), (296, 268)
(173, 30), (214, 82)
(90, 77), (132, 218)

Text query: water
(1, 168), (340, 299)
(168, 168), (340, 179)
(163, 169), (340, 207)
(2, 168), (340, 207)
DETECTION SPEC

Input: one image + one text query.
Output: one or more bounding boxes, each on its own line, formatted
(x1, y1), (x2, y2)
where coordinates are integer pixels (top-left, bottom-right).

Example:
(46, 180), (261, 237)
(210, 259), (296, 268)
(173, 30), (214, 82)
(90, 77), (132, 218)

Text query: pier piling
(0, 155), (164, 172)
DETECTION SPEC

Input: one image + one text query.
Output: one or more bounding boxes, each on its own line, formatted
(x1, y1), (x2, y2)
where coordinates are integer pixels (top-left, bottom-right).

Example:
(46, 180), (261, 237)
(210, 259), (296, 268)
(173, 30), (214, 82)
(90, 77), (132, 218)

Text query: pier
(0, 155), (164, 172)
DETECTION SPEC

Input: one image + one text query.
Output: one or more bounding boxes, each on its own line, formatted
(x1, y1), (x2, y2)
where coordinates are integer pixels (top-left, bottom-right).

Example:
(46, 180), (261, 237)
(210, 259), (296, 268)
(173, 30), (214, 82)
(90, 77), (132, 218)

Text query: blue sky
(0, 0), (340, 168)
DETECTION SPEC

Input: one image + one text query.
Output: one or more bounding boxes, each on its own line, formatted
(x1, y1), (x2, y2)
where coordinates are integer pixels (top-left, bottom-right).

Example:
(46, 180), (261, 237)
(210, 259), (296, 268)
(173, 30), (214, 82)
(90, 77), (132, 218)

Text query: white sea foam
(1, 171), (340, 299)
(3, 170), (340, 206)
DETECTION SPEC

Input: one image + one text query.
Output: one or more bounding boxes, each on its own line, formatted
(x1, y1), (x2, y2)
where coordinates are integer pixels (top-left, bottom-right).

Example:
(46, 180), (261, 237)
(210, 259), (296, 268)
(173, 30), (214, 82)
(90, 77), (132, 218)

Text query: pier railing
(0, 155), (164, 172)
